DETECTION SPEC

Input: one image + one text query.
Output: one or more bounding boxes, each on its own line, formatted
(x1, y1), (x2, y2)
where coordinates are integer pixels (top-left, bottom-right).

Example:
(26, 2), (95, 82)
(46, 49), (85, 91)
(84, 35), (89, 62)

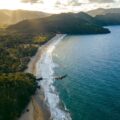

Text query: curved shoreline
(36, 34), (72, 120)
(19, 34), (66, 120)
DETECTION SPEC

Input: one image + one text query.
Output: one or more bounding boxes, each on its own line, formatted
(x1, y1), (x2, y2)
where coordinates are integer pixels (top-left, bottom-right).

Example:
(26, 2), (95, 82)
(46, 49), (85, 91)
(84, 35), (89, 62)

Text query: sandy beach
(19, 34), (65, 120)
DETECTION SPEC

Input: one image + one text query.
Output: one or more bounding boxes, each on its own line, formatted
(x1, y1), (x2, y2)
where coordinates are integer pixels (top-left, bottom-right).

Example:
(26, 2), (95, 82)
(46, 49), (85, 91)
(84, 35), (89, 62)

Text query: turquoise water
(53, 26), (120, 120)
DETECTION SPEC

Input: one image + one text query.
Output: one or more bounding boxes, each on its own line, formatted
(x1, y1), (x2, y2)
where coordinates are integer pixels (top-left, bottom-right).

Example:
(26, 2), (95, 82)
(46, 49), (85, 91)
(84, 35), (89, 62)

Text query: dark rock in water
(55, 74), (68, 80)
(26, 109), (29, 112)
(36, 77), (43, 81)
(37, 86), (41, 89)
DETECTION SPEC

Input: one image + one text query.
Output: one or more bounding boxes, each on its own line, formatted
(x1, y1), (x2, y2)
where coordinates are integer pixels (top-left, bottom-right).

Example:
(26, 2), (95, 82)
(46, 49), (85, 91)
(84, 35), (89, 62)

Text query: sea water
(53, 26), (120, 120)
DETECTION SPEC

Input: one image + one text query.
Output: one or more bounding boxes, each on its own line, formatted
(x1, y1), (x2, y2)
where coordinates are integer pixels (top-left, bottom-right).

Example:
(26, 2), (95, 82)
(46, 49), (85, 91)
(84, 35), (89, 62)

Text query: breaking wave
(36, 34), (72, 120)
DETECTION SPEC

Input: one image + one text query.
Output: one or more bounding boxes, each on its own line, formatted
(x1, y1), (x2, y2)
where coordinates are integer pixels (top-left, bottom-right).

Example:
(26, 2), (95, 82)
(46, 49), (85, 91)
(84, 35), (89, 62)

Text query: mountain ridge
(95, 13), (120, 26)
(88, 8), (120, 16)
(8, 12), (110, 35)
(0, 9), (50, 25)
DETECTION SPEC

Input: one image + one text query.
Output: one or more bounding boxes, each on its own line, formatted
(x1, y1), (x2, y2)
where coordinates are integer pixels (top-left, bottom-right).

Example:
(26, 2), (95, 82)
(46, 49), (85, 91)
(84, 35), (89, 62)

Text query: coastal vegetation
(0, 73), (36, 120)
(0, 31), (54, 73)
(0, 29), (54, 120)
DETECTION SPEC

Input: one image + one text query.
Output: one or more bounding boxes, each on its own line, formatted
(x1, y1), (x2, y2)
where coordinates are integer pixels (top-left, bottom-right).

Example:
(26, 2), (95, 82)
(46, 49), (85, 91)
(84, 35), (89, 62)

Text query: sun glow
(0, 0), (22, 10)
(0, 0), (60, 13)
(0, 0), (119, 13)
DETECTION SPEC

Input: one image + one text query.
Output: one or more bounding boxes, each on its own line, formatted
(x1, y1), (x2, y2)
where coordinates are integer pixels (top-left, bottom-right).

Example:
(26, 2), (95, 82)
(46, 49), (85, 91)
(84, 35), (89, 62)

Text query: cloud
(21, 0), (85, 5)
(68, 0), (82, 6)
(21, 0), (41, 3)
(21, 0), (83, 7)
(89, 0), (114, 3)
(54, 0), (81, 6)
(20, 0), (120, 13)
(21, 0), (116, 4)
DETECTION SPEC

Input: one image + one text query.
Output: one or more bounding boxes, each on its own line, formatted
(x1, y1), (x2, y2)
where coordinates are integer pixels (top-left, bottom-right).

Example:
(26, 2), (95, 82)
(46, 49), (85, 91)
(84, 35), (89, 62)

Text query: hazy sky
(0, 0), (120, 13)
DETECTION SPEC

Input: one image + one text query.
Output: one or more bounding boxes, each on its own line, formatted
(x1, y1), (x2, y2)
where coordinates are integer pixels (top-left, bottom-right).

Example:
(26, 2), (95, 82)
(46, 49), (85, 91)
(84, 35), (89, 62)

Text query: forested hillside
(0, 29), (54, 120)
(95, 13), (120, 26)
(8, 12), (110, 34)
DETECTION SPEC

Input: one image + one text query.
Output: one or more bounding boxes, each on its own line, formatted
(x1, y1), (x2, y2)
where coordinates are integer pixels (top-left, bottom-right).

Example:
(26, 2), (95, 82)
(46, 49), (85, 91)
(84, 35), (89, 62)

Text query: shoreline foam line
(36, 34), (72, 120)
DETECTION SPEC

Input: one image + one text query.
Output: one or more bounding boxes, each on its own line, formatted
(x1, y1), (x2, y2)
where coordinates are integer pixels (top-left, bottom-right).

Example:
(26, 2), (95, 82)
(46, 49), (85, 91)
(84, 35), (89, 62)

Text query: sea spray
(36, 34), (72, 120)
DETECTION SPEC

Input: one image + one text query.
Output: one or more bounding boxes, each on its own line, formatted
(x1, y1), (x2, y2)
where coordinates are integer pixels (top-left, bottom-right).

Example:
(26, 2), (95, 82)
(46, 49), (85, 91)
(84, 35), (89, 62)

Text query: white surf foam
(36, 34), (72, 120)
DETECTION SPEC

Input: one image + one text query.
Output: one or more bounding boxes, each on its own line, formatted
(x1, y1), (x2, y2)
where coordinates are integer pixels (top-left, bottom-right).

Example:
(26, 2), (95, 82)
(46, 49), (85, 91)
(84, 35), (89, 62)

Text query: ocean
(37, 26), (120, 120)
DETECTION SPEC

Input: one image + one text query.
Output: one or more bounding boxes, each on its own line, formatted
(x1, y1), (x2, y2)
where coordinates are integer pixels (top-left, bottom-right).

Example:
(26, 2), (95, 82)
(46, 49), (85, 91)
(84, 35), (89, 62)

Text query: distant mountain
(8, 12), (110, 34)
(88, 8), (120, 17)
(0, 10), (50, 25)
(95, 13), (120, 26)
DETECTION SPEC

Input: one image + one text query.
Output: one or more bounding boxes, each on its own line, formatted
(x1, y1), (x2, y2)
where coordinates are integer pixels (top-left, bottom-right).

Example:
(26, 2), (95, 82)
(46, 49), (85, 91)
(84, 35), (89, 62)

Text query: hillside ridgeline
(8, 12), (110, 34)
(0, 9), (50, 25)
